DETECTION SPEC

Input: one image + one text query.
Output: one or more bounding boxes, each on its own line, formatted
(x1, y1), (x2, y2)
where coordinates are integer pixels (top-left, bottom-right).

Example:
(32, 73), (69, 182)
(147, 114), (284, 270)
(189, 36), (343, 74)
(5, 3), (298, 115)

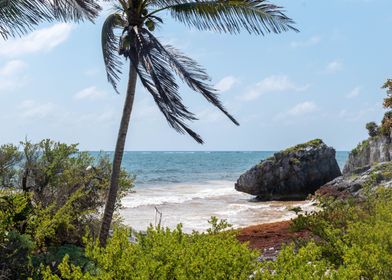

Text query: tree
(366, 122), (379, 137)
(0, 0), (100, 39)
(99, 0), (298, 245)
(382, 79), (392, 108)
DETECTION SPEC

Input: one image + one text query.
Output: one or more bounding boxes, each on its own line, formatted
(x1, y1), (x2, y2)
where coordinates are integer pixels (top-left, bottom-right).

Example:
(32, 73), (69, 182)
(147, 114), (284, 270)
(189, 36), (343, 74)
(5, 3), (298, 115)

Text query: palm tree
(100, 0), (298, 245)
(0, 0), (100, 39)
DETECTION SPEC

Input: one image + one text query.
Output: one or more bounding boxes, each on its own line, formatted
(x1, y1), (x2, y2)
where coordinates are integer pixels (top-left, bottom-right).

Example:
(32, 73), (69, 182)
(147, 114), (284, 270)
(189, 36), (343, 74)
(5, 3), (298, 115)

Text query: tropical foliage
(0, 139), (133, 279)
(365, 121), (379, 137)
(43, 220), (259, 280)
(382, 78), (392, 108)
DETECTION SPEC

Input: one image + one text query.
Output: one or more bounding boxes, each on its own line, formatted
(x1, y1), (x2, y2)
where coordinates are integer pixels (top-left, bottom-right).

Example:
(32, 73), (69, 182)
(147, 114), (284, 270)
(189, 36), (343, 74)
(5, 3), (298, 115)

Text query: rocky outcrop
(235, 139), (342, 200)
(317, 161), (392, 199)
(343, 134), (392, 174)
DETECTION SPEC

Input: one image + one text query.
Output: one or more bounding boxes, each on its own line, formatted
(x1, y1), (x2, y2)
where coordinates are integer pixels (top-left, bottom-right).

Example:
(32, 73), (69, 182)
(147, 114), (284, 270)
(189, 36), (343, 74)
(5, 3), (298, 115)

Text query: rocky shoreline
(235, 134), (392, 261)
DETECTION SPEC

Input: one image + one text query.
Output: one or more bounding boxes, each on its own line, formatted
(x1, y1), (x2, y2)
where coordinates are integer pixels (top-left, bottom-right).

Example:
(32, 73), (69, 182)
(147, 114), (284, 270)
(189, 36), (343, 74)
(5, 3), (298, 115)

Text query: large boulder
(235, 139), (342, 200)
(343, 133), (392, 175)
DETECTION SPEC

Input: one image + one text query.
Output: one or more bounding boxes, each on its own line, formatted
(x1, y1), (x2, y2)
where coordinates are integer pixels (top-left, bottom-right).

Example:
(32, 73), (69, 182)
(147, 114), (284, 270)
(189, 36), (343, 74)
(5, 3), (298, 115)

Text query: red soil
(236, 221), (311, 254)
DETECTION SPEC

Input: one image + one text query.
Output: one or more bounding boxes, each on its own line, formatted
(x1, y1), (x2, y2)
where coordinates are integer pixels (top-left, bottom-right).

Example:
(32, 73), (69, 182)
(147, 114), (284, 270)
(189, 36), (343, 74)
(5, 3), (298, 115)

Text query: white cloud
(290, 36), (321, 48)
(241, 75), (310, 101)
(338, 105), (378, 122)
(346, 87), (361, 98)
(0, 60), (28, 91)
(0, 23), (73, 57)
(196, 108), (225, 123)
(74, 86), (106, 100)
(19, 100), (55, 119)
(326, 60), (343, 73)
(0, 60), (27, 76)
(276, 101), (318, 120)
(133, 98), (160, 121)
(84, 68), (100, 77)
(215, 76), (239, 92)
(76, 110), (117, 124)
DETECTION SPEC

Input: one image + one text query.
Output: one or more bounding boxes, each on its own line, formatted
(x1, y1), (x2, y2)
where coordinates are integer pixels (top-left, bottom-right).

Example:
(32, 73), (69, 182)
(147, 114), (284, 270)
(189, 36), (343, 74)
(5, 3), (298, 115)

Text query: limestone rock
(343, 133), (392, 175)
(317, 161), (392, 199)
(235, 139), (342, 200)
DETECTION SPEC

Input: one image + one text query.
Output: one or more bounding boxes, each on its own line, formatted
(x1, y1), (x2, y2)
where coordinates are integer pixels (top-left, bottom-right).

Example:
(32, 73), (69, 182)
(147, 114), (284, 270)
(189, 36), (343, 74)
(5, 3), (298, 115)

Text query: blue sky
(0, 0), (391, 151)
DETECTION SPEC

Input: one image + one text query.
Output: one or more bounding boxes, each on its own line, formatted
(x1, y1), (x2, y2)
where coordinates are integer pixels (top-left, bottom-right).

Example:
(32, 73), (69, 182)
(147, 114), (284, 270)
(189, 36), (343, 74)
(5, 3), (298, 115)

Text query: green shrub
(365, 121), (379, 137)
(0, 139), (135, 279)
(0, 192), (35, 279)
(0, 143), (21, 188)
(381, 111), (392, 135)
(0, 140), (134, 248)
(42, 220), (260, 280)
(351, 139), (369, 156)
(283, 186), (392, 279)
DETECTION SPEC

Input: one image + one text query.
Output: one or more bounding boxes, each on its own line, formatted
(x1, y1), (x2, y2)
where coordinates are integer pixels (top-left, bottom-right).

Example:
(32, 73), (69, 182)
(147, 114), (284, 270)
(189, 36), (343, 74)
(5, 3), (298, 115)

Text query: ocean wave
(122, 181), (238, 208)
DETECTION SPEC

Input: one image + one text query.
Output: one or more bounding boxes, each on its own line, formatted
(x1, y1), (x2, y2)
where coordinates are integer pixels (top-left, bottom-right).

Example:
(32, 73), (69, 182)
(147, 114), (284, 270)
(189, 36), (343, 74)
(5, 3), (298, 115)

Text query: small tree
(382, 79), (392, 108)
(381, 111), (392, 136)
(366, 122), (379, 137)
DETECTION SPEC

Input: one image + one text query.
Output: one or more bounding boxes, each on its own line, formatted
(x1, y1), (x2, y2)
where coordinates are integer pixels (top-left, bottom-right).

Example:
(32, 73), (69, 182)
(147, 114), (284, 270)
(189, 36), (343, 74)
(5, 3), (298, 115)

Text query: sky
(0, 0), (391, 151)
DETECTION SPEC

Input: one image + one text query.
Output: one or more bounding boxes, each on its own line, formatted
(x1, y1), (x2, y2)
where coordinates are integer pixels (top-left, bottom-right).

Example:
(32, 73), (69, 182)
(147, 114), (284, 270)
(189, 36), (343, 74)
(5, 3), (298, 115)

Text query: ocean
(105, 151), (349, 232)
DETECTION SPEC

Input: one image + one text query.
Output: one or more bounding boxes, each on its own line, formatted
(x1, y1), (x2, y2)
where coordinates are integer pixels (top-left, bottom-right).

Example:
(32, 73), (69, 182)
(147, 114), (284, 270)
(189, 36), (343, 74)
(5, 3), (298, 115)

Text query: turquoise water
(94, 151), (349, 188)
(105, 151), (349, 232)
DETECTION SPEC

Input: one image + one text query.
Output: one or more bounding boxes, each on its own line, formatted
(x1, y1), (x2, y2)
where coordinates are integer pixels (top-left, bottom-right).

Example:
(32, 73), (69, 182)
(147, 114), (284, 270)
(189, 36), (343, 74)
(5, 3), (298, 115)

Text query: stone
(343, 133), (392, 175)
(235, 139), (342, 200)
(317, 161), (392, 199)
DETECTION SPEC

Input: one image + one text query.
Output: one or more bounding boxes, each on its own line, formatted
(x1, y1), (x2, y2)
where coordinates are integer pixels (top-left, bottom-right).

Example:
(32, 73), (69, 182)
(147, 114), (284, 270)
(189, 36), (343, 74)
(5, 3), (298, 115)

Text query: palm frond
(101, 13), (126, 93)
(0, 0), (101, 39)
(50, 0), (101, 22)
(143, 30), (239, 125)
(136, 64), (204, 144)
(149, 0), (298, 35)
(130, 27), (204, 143)
(0, 0), (49, 39)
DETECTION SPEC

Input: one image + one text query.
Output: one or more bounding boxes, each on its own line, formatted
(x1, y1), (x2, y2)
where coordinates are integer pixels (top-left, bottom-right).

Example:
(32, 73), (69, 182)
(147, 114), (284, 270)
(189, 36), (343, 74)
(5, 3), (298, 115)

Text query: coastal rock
(235, 139), (342, 200)
(343, 133), (392, 175)
(317, 161), (392, 199)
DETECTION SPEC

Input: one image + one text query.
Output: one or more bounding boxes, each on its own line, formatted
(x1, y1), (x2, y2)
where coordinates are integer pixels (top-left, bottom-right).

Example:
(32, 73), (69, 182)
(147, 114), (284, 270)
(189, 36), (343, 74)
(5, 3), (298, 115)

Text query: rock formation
(343, 133), (392, 174)
(317, 161), (392, 199)
(235, 139), (342, 200)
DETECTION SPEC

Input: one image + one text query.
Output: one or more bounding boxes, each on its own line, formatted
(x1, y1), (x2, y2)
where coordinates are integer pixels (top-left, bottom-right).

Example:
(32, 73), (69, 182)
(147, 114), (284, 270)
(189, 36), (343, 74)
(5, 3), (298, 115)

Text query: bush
(42, 220), (260, 280)
(0, 144), (21, 188)
(0, 192), (35, 279)
(0, 139), (135, 279)
(351, 139), (369, 156)
(365, 121), (379, 137)
(381, 111), (392, 135)
(382, 79), (392, 108)
(0, 139), (134, 247)
(281, 186), (392, 279)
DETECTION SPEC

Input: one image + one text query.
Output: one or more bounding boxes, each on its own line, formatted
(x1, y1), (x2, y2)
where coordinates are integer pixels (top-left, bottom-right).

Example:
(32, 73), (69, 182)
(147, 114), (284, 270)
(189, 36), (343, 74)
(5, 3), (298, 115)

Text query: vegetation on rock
(382, 78), (392, 108)
(350, 139), (370, 156)
(365, 121), (379, 137)
(278, 139), (323, 157)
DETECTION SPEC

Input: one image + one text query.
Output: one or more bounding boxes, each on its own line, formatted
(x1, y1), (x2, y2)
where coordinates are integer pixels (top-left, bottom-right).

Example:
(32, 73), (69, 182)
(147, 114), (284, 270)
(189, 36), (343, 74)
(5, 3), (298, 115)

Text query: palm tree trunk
(99, 61), (138, 246)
